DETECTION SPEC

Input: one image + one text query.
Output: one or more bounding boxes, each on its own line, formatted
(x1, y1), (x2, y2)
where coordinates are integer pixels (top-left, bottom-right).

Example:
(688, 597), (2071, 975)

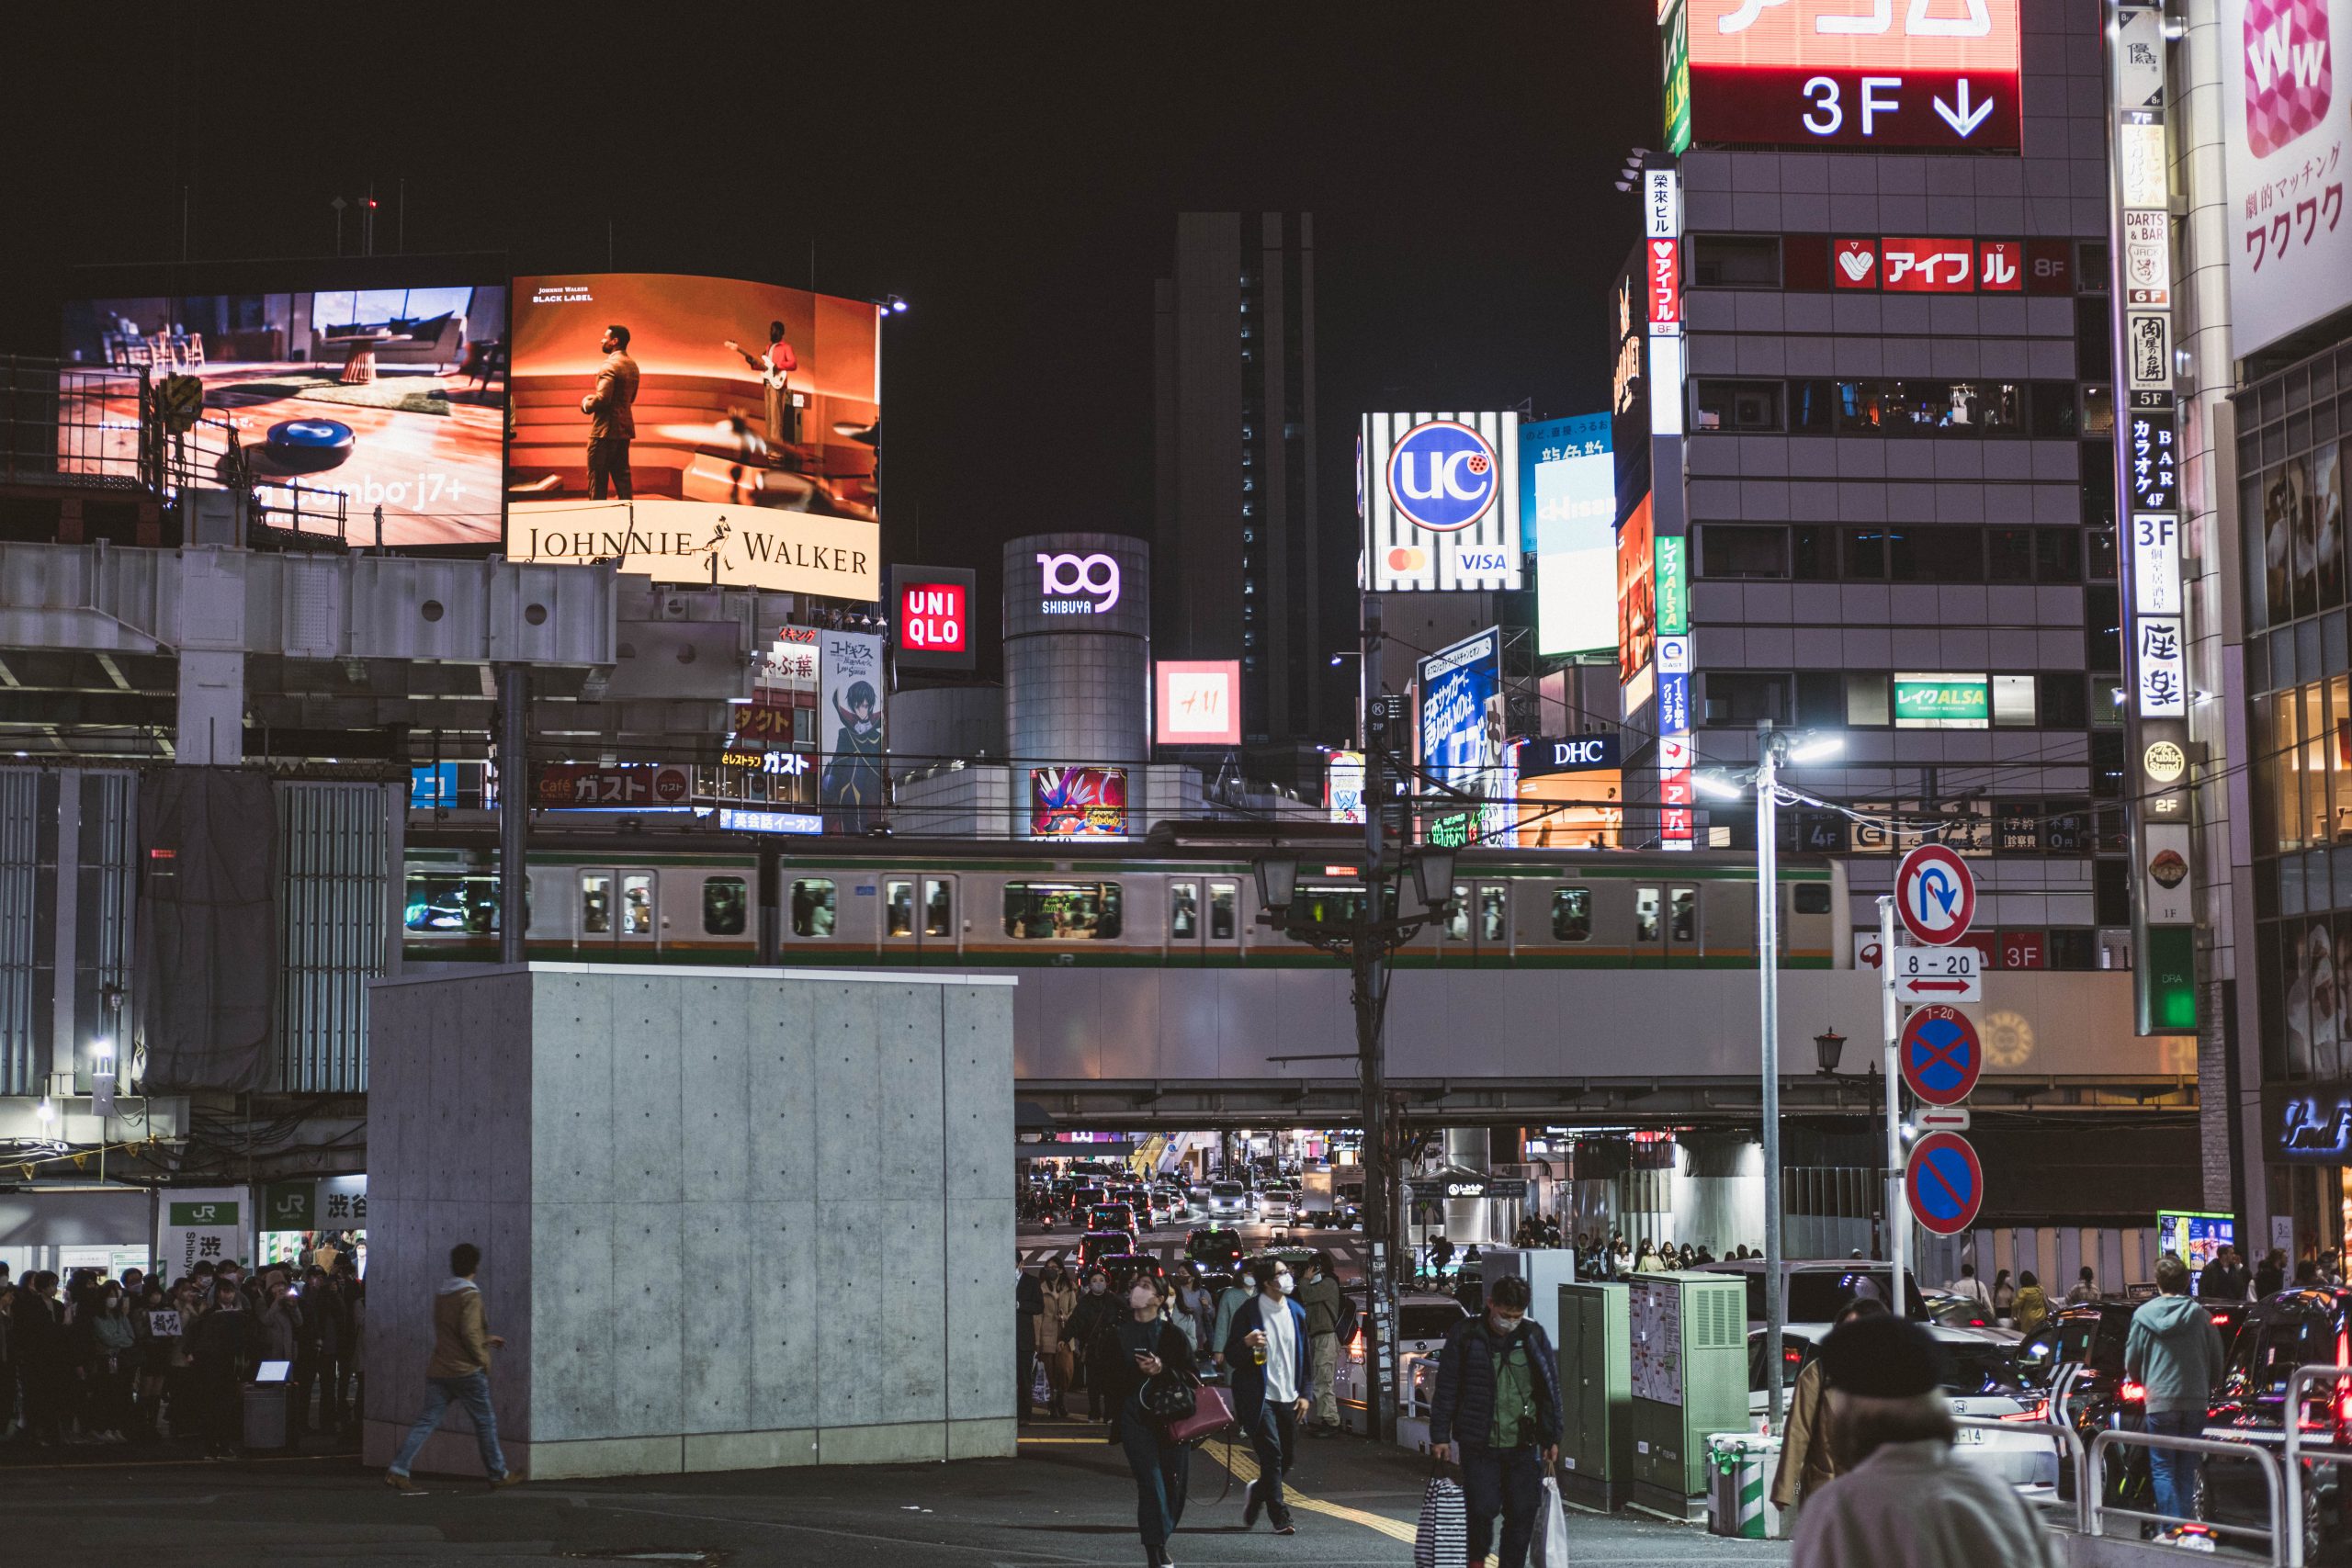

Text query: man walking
(582, 324), (639, 501)
(1227, 1258), (1311, 1535)
(1430, 1275), (1564, 1568)
(1945, 1262), (1994, 1316)
(2125, 1255), (2225, 1531)
(1294, 1250), (1345, 1437)
(385, 1242), (519, 1491)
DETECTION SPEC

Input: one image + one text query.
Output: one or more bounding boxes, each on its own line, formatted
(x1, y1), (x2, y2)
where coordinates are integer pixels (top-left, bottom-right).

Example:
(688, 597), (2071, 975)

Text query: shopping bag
(1030, 1355), (1052, 1409)
(1414, 1473), (1468, 1568)
(1536, 1475), (1570, 1567)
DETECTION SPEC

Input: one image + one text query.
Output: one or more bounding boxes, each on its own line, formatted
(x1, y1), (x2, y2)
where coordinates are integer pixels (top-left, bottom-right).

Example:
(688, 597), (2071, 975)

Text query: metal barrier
(2087, 1426), (2283, 1557)
(1951, 1412), (2089, 1534)
(2283, 1364), (2352, 1568)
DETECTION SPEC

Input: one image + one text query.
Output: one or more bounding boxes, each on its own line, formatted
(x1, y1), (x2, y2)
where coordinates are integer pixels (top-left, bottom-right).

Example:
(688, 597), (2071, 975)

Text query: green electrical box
(1626, 1271), (1749, 1518)
(1558, 1281), (1633, 1511)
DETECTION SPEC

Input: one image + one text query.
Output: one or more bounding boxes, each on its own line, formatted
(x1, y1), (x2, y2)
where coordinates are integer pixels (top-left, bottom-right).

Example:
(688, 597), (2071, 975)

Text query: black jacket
(1430, 1314), (1563, 1450)
(1087, 1314), (1200, 1443)
(1064, 1289), (1115, 1348)
(186, 1305), (260, 1382)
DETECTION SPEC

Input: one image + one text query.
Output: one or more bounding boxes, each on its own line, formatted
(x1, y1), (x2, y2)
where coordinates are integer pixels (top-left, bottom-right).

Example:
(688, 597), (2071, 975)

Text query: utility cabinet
(1479, 1247), (1578, 1345)
(1557, 1280), (1632, 1511)
(1626, 1271), (1748, 1519)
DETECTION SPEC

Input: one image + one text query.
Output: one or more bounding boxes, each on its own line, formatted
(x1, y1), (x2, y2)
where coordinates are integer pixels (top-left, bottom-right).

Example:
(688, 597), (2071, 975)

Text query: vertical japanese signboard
(2108, 0), (2195, 1034)
(1663, 0), (1692, 154)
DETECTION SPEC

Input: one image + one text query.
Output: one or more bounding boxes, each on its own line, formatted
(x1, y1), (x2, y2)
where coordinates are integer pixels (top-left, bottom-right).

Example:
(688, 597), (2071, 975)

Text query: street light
(1813, 1028), (1848, 1077)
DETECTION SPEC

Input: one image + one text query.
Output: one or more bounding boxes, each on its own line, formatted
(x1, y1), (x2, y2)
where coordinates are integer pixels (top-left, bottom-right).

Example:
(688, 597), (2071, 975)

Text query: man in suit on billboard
(582, 323), (639, 501)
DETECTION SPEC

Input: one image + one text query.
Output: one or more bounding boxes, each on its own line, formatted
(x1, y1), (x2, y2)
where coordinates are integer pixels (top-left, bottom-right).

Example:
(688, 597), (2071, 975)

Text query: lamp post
(1695, 720), (1841, 1433)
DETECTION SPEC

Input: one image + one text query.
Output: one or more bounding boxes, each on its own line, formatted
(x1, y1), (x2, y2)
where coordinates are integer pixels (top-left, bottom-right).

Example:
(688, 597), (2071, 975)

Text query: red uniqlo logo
(899, 582), (967, 653)
(1881, 238), (1977, 292)
(2245, 0), (2334, 158)
(1833, 239), (1879, 288)
(1978, 240), (2023, 291)
(1647, 238), (1679, 325)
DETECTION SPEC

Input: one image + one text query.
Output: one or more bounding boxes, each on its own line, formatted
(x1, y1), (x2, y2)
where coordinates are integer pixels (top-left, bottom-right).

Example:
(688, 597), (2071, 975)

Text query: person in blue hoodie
(2125, 1253), (2226, 1529)
(1225, 1258), (1312, 1536)
(1430, 1274), (1563, 1568)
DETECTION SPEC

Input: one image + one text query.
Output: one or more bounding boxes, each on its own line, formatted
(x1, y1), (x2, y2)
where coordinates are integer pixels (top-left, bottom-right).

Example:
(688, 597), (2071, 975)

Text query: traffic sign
(157, 374), (204, 434)
(1916, 1109), (1972, 1131)
(1905, 1131), (1984, 1236)
(1894, 843), (1975, 945)
(1899, 1006), (1983, 1106)
(1890, 942), (1982, 1004)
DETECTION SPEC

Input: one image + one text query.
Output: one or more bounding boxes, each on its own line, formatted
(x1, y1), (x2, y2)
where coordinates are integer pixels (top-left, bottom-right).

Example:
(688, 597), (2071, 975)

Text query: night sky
(7, 7), (1658, 657)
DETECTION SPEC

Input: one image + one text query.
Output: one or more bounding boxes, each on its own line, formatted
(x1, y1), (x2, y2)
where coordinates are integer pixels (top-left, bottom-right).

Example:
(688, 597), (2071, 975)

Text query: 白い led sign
(1682, 0), (2022, 152)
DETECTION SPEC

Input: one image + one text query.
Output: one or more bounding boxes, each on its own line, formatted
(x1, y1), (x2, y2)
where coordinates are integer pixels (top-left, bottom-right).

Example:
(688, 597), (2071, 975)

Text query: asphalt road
(0, 1420), (1792, 1566)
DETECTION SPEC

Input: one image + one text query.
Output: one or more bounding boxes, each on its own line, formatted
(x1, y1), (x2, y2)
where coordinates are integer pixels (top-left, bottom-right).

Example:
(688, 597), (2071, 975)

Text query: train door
(1665, 883), (1702, 966)
(1206, 879), (1240, 964)
(1169, 879), (1204, 965)
(1473, 881), (1513, 964)
(576, 868), (661, 955)
(882, 874), (958, 961)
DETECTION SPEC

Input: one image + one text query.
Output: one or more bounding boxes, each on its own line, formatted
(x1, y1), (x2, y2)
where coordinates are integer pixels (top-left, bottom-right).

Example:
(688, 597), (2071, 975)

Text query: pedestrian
(2126, 1255), (2225, 1532)
(1294, 1250), (1345, 1438)
(2065, 1265), (2098, 1304)
(384, 1241), (520, 1491)
(1634, 1240), (1664, 1272)
(0, 1281), (15, 1441)
(184, 1277), (257, 1459)
(1991, 1269), (2016, 1325)
(14, 1271), (68, 1446)
(1226, 1258), (1310, 1537)
(1017, 1264), (1046, 1420)
(1209, 1269), (1254, 1379)
(1429, 1233), (1455, 1282)
(1171, 1266), (1215, 1359)
(1064, 1269), (1117, 1420)
(1429, 1274), (1564, 1568)
(1088, 1269), (1199, 1567)
(2256, 1247), (2286, 1299)
(2011, 1271), (2051, 1337)
(1770, 1298), (1888, 1532)
(130, 1280), (173, 1439)
(1945, 1263), (1993, 1316)
(86, 1284), (135, 1441)
(1040, 1263), (1077, 1418)
(1789, 1314), (2054, 1566)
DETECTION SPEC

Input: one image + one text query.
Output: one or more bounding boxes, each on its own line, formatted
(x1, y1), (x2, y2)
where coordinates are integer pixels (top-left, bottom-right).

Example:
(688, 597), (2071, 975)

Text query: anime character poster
(818, 630), (886, 834)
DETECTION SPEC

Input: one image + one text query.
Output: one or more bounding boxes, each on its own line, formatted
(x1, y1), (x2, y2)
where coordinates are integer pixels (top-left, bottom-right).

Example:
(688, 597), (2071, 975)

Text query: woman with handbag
(1039, 1265), (1078, 1418)
(1088, 1274), (1201, 1567)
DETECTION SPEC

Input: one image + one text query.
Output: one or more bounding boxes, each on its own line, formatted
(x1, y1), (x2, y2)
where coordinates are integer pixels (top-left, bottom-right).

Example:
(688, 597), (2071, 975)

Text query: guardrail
(1951, 1412), (2088, 1534)
(2088, 1426), (2282, 1557)
(2283, 1364), (2352, 1567)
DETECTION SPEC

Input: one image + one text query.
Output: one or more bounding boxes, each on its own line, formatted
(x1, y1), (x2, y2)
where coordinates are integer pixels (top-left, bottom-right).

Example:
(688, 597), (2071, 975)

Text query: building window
(1991, 675), (2038, 727)
(1703, 672), (1792, 726)
(1846, 673), (1892, 728)
(1699, 524), (1789, 579)
(1691, 379), (1783, 432)
(1688, 234), (1781, 288)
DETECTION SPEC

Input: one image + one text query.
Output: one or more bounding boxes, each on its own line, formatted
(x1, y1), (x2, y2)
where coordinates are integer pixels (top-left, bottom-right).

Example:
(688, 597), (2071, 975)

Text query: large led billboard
(1616, 494), (1657, 688)
(1682, 0), (2021, 152)
(1417, 627), (1509, 850)
(1359, 412), (1522, 592)
(1522, 414), (1617, 657)
(1155, 661), (1243, 747)
(62, 280), (506, 547)
(2221, 0), (2352, 355)
(506, 273), (880, 599)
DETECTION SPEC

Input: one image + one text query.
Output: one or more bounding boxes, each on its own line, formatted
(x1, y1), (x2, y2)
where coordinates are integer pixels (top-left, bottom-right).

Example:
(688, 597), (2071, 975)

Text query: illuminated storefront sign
(1360, 412), (1523, 592)
(1326, 750), (1366, 825)
(890, 565), (976, 671)
(1892, 676), (1990, 726)
(718, 807), (822, 836)
(1418, 629), (1509, 849)
(2220, 0), (2352, 355)
(1155, 660), (1243, 746)
(1031, 765), (1128, 838)
(1522, 414), (1617, 656)
(1038, 551), (1123, 615)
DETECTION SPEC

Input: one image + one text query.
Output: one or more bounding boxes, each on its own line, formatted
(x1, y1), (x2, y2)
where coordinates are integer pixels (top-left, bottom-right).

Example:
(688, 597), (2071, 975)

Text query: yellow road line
(1198, 1442), (1417, 1545)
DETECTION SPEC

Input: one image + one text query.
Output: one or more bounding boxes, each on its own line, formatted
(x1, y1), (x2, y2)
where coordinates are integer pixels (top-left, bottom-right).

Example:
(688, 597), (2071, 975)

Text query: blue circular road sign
(1905, 1132), (1984, 1237)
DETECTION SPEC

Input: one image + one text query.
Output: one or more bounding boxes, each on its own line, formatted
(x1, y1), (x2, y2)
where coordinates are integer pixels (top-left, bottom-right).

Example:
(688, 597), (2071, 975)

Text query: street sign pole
(1879, 894), (1905, 1315)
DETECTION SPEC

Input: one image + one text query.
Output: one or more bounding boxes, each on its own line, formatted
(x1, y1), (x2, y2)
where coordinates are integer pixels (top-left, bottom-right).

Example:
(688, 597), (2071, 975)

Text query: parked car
(1701, 1257), (1927, 1326)
(2194, 1288), (2347, 1554)
(2023, 1296), (2255, 1511)
(1336, 1291), (1470, 1424)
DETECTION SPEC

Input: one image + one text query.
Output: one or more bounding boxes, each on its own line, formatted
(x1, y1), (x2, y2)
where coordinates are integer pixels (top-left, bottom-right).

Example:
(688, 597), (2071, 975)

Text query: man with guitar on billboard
(725, 320), (798, 449)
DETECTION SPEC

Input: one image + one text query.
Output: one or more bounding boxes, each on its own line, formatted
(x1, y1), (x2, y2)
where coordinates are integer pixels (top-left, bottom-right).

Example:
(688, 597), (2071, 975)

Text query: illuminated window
(924, 878), (954, 938)
(1170, 882), (1198, 939)
(1003, 882), (1124, 940)
(886, 879), (915, 937)
(1551, 888), (1591, 942)
(790, 879), (836, 937)
(702, 876), (747, 936)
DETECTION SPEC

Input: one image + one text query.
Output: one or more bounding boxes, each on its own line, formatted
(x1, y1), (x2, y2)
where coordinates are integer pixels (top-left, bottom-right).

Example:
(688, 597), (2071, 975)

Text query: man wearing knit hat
(1791, 1314), (2053, 1567)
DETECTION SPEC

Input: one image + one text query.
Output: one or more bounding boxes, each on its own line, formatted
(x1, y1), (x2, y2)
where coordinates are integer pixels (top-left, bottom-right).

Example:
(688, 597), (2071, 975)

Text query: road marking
(1198, 1442), (1417, 1545)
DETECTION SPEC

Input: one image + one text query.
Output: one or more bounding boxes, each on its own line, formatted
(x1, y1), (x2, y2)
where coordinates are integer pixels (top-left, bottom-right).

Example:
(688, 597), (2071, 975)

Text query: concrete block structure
(361, 964), (1016, 1481)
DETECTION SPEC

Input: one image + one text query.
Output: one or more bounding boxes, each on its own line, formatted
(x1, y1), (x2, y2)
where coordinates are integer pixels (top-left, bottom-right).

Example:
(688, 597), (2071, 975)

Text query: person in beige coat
(1039, 1264), (1078, 1417)
(581, 324), (639, 500)
(384, 1242), (518, 1490)
(1770, 1299), (1885, 1529)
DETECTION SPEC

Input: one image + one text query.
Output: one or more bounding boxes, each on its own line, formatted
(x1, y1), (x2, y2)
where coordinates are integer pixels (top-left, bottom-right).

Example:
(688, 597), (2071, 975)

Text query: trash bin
(1706, 1432), (1780, 1540)
(242, 1382), (288, 1450)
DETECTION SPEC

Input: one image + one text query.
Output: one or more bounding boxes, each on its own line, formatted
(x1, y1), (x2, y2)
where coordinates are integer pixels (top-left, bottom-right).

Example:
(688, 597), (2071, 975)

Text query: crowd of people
(0, 1250), (362, 1457)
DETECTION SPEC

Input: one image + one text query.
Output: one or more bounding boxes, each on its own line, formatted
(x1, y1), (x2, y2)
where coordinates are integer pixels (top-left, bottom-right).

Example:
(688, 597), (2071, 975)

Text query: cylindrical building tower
(1004, 533), (1150, 836)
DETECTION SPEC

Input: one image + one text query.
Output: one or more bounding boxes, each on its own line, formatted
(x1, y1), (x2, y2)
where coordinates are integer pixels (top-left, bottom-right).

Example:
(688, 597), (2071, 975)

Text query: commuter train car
(401, 820), (1849, 972)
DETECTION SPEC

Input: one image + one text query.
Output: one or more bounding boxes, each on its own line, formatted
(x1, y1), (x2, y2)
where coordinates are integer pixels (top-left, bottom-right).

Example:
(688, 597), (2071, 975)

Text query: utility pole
(1358, 591), (1396, 1442)
(1880, 894), (1905, 1314)
(1757, 723), (1785, 1433)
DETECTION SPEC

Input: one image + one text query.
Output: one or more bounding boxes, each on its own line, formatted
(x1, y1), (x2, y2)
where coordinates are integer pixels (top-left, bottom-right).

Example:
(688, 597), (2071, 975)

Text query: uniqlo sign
(1647, 238), (1680, 330)
(1881, 238), (1976, 292)
(889, 565), (977, 671)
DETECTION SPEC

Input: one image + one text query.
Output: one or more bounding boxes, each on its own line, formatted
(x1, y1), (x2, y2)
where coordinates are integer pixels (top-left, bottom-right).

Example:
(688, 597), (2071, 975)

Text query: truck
(1300, 1167), (1337, 1221)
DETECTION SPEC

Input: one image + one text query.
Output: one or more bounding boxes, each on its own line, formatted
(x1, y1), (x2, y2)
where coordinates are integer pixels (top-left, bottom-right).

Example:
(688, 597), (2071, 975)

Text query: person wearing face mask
(1225, 1258), (1312, 1536)
(1088, 1273), (1200, 1567)
(86, 1285), (136, 1441)
(1064, 1269), (1118, 1421)
(1430, 1275), (1563, 1568)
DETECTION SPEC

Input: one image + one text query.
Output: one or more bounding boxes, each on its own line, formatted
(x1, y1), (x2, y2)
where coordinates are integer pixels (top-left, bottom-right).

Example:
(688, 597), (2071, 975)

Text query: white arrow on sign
(1934, 80), (1995, 139)
(1891, 942), (1982, 1003)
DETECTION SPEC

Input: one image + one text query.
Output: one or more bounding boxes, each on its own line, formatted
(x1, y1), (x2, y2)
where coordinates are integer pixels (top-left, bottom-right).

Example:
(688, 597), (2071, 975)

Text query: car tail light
(2000, 1400), (2050, 1423)
(2119, 1381), (2146, 1404)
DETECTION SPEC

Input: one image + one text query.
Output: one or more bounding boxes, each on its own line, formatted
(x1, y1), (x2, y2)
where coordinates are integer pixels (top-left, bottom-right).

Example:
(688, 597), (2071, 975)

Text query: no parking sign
(1899, 1006), (1982, 1107)
(1905, 1132), (1984, 1237)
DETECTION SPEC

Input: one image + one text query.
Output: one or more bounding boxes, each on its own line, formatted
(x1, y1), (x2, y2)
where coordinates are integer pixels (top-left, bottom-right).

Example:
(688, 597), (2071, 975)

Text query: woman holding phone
(1088, 1271), (1201, 1567)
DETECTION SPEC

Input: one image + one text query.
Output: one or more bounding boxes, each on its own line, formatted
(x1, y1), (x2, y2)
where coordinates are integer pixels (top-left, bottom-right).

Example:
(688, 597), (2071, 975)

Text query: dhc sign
(1516, 734), (1622, 778)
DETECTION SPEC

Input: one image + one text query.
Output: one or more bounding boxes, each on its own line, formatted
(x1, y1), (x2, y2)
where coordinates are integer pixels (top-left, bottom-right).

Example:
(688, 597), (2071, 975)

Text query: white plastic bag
(1536, 1474), (1570, 1567)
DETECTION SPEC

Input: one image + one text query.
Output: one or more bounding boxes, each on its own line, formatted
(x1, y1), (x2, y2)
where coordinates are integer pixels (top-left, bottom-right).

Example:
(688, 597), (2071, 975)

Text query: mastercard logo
(1385, 546), (1430, 574)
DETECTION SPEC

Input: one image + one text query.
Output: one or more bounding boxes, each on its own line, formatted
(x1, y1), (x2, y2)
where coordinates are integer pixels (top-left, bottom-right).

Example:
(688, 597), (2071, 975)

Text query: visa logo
(1453, 547), (1512, 574)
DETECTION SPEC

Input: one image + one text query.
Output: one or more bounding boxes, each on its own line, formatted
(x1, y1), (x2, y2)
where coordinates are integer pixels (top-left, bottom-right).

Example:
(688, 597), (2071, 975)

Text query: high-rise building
(1154, 211), (1320, 749)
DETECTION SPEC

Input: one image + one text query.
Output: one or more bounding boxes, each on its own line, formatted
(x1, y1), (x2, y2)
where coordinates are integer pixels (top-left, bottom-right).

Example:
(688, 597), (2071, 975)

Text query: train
(400, 819), (1851, 971)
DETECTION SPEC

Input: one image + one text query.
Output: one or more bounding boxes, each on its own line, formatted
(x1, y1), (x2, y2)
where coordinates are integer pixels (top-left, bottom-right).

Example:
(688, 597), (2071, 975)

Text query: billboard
(890, 565), (977, 671)
(1522, 415), (1617, 657)
(1031, 766), (1128, 838)
(818, 630), (886, 834)
(1155, 661), (1242, 746)
(1663, 0), (1693, 154)
(1616, 494), (1657, 687)
(1327, 750), (1366, 825)
(1682, 0), (2021, 152)
(1417, 628), (1508, 850)
(62, 280), (506, 547)
(506, 273), (880, 599)
(2156, 1210), (2237, 1283)
(1509, 735), (1624, 850)
(2221, 0), (2352, 355)
(1359, 412), (1522, 592)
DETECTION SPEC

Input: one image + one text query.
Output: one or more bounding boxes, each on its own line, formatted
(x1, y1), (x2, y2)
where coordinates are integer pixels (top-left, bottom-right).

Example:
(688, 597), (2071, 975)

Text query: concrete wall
(363, 964), (1016, 1481)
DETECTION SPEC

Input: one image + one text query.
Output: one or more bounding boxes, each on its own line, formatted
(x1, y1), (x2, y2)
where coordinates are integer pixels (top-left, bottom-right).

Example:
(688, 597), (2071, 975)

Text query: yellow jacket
(425, 1278), (494, 1378)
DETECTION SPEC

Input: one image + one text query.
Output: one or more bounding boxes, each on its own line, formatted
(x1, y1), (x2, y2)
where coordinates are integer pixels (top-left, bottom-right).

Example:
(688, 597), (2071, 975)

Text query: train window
(1171, 882), (1199, 939)
(1551, 887), (1592, 942)
(1634, 886), (1662, 942)
(1209, 882), (1238, 940)
(1669, 886), (1699, 944)
(703, 876), (748, 936)
(1793, 883), (1833, 915)
(1003, 882), (1125, 941)
(924, 878), (954, 938)
(1446, 886), (1472, 942)
(790, 879), (837, 937)
(886, 880), (916, 937)
(622, 874), (655, 936)
(405, 874), (503, 934)
(1479, 887), (1509, 943)
(582, 873), (613, 934)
